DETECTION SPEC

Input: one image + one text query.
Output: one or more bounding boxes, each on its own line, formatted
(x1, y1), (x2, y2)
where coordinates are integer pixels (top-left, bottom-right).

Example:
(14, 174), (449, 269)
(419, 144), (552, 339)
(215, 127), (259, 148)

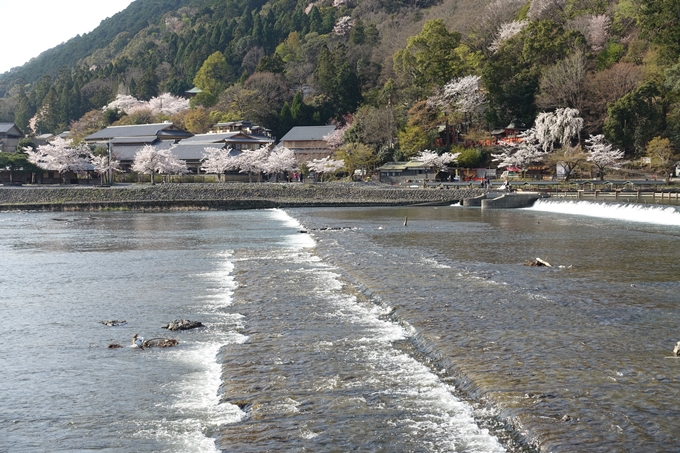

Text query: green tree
(638, 0), (680, 60)
(256, 54), (285, 73)
(334, 143), (377, 180)
(457, 147), (487, 168)
(350, 18), (365, 45)
(279, 102), (294, 137)
(0, 152), (41, 183)
(308, 6), (322, 34)
(393, 20), (465, 90)
(397, 125), (429, 160)
(313, 45), (362, 117)
(603, 81), (667, 155)
(134, 67), (159, 101)
(192, 52), (233, 107)
(290, 91), (305, 122)
(645, 136), (678, 182)
(13, 86), (34, 133)
(482, 21), (585, 127)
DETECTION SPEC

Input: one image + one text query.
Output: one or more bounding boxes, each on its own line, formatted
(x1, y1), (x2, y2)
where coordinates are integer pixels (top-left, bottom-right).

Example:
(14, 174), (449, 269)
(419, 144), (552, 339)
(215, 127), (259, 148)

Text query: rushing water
(1, 201), (679, 452)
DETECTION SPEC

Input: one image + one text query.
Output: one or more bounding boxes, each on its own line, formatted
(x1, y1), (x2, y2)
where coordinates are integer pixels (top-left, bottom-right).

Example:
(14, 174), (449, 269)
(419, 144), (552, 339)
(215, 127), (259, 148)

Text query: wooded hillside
(1, 0), (678, 166)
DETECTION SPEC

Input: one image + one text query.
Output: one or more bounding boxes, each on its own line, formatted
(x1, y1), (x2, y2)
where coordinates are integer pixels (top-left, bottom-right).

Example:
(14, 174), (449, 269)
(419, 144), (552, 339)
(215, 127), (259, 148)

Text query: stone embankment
(0, 183), (486, 211)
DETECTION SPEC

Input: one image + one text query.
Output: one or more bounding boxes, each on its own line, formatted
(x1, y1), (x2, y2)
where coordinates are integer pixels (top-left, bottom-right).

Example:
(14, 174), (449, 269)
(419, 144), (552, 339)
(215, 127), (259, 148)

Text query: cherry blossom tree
(588, 15), (610, 52)
(307, 156), (345, 181)
(265, 146), (297, 181)
(584, 134), (625, 180)
(429, 75), (487, 118)
(131, 145), (188, 185)
(105, 95), (147, 114)
(147, 93), (190, 116)
(489, 20), (528, 53)
(235, 146), (271, 182)
(27, 137), (93, 184)
(492, 129), (546, 178)
(533, 108), (584, 152)
(91, 154), (121, 185)
(323, 124), (349, 149)
(201, 147), (237, 182)
(105, 93), (189, 116)
(333, 16), (354, 36)
(414, 149), (460, 180)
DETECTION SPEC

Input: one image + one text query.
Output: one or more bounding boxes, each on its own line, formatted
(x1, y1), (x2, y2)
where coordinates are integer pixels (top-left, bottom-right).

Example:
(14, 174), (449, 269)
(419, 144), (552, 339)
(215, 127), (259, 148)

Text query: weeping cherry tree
(492, 129), (545, 178)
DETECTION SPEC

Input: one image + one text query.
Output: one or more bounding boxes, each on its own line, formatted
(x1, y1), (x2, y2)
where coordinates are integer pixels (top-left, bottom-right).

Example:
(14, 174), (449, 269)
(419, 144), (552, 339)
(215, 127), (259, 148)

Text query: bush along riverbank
(0, 183), (487, 211)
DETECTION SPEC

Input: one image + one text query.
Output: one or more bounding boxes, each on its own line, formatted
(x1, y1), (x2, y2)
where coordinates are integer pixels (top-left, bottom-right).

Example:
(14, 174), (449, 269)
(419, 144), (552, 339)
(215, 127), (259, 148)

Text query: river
(1, 200), (678, 452)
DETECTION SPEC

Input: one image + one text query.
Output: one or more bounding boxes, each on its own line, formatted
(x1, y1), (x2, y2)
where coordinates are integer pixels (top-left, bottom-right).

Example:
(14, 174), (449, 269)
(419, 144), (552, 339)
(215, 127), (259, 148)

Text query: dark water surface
(1, 202), (679, 452)
(290, 201), (680, 452)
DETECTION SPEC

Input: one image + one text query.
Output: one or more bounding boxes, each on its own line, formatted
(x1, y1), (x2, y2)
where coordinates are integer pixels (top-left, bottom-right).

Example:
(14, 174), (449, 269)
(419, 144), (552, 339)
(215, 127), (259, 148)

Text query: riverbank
(0, 183), (486, 211)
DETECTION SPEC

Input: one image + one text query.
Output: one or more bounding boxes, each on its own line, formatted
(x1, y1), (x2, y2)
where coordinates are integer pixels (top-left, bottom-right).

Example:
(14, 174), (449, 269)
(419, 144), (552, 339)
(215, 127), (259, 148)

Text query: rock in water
(162, 319), (204, 331)
(100, 320), (127, 327)
(143, 338), (179, 348)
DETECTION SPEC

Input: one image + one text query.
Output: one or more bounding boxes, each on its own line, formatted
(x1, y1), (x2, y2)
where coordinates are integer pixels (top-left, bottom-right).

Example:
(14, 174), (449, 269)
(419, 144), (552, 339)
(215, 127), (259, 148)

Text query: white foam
(302, 259), (505, 451)
(267, 208), (317, 248)
(527, 199), (680, 226)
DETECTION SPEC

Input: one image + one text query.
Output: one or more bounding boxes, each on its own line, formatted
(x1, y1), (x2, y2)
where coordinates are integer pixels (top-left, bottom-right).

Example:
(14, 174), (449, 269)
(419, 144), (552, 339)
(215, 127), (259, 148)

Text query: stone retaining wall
(0, 183), (486, 211)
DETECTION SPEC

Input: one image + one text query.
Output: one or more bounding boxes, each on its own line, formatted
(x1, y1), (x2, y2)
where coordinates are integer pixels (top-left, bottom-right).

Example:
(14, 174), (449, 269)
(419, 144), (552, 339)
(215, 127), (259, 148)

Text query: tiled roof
(377, 161), (430, 171)
(110, 136), (159, 145)
(0, 122), (23, 136)
(112, 142), (240, 162)
(84, 123), (192, 141)
(181, 132), (241, 143)
(280, 126), (336, 142)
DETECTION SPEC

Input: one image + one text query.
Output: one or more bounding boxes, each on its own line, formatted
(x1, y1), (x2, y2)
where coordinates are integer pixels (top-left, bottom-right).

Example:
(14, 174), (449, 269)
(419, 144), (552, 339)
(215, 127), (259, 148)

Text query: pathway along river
(1, 200), (679, 452)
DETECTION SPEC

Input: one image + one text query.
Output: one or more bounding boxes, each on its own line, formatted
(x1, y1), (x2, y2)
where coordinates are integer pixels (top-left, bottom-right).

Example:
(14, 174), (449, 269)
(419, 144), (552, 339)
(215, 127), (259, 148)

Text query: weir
(462, 192), (548, 209)
(526, 199), (680, 226)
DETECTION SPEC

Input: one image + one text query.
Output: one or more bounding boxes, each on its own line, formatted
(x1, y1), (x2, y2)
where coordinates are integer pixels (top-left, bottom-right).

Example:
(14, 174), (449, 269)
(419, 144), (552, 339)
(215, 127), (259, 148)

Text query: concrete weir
(480, 192), (547, 209)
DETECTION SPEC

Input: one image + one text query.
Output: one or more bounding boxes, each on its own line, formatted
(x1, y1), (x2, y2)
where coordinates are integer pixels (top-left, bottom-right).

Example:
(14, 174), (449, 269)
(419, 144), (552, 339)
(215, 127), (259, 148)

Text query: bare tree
(582, 62), (642, 133)
(527, 0), (567, 22)
(536, 51), (588, 111)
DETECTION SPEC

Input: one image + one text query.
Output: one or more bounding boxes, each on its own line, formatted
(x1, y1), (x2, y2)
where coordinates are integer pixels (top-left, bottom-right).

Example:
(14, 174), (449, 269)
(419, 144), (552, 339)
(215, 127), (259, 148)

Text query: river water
(1, 200), (679, 452)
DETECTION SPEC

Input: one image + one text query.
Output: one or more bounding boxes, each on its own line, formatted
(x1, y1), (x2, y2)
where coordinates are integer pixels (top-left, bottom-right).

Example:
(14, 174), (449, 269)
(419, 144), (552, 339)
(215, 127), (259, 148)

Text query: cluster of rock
(161, 319), (204, 331)
(0, 183), (486, 211)
(100, 319), (127, 326)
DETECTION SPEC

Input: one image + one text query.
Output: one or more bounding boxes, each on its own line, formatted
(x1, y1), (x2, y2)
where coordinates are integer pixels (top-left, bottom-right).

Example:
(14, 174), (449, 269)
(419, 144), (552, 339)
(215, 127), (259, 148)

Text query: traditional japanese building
(0, 123), (24, 152)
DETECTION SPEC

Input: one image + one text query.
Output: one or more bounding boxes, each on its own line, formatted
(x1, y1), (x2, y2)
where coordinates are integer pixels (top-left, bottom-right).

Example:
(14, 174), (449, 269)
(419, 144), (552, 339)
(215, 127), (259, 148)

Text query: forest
(0, 0), (679, 173)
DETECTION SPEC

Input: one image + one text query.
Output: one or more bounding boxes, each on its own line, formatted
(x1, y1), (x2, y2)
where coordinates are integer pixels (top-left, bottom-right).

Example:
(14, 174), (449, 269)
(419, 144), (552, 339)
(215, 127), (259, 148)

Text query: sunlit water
(1, 202), (678, 452)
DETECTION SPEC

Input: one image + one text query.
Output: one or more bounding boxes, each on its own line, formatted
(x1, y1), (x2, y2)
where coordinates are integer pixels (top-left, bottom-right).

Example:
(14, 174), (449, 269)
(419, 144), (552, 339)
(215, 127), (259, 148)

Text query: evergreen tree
(291, 91), (305, 122)
(134, 67), (160, 101)
(308, 6), (323, 34)
(14, 87), (34, 134)
(350, 18), (366, 45)
(279, 102), (294, 137)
